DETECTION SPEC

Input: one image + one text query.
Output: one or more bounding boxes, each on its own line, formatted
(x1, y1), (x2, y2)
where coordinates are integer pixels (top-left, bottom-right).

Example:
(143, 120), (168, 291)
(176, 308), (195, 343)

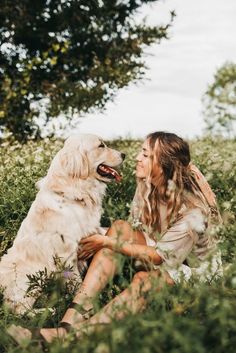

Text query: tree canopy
(0, 0), (173, 141)
(203, 62), (236, 137)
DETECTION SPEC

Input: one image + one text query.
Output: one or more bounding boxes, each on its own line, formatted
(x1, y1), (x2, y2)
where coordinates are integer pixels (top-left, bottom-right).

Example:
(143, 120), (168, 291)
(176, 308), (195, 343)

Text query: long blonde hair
(131, 132), (219, 235)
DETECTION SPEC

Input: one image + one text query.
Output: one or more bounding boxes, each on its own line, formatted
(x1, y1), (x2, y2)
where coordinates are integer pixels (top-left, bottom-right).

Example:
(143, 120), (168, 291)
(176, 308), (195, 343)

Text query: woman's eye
(98, 143), (105, 148)
(143, 154), (148, 158)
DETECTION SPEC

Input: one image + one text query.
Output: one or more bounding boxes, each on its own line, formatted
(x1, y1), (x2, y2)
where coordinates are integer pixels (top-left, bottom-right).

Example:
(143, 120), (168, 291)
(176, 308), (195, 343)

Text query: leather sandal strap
(59, 302), (94, 333)
(68, 302), (85, 312)
(60, 321), (72, 333)
(30, 328), (50, 349)
(68, 302), (94, 317)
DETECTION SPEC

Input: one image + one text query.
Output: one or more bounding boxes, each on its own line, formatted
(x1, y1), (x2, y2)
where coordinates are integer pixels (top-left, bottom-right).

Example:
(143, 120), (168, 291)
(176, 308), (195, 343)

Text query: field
(0, 137), (235, 353)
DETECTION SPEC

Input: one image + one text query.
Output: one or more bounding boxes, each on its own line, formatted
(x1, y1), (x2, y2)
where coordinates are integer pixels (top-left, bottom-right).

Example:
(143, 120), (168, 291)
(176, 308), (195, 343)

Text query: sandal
(7, 325), (50, 351)
(7, 303), (94, 348)
(31, 328), (50, 351)
(59, 301), (94, 330)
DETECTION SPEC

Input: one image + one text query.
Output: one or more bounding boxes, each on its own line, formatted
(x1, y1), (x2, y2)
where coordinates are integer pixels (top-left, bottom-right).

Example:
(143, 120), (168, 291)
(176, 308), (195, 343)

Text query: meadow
(0, 136), (235, 353)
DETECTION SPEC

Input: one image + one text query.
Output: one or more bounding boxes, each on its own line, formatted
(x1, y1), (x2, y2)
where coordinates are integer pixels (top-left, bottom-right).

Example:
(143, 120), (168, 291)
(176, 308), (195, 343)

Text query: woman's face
(135, 139), (152, 179)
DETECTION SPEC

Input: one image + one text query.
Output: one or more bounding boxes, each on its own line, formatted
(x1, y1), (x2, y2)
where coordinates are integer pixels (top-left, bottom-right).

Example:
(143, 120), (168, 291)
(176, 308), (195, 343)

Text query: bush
(0, 136), (235, 353)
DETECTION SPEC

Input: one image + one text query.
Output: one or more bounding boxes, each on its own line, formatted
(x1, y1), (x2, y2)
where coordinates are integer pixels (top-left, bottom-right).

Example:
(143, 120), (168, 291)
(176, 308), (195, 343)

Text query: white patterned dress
(130, 190), (223, 283)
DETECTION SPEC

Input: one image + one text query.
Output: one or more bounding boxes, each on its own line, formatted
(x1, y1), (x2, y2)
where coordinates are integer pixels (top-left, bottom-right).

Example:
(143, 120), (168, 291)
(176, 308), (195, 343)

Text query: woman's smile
(135, 140), (151, 178)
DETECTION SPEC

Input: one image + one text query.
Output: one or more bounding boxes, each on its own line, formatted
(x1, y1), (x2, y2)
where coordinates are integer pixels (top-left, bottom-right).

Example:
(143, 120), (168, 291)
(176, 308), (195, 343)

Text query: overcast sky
(70, 0), (236, 140)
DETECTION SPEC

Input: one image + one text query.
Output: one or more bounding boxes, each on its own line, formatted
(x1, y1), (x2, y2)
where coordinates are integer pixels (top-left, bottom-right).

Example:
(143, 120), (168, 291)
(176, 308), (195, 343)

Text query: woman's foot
(7, 324), (67, 345)
(7, 324), (32, 345)
(7, 302), (93, 345)
(60, 301), (94, 328)
(40, 327), (67, 343)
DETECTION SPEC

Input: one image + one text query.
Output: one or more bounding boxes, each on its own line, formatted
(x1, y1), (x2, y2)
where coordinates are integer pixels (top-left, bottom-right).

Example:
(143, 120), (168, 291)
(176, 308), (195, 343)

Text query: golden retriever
(0, 134), (125, 314)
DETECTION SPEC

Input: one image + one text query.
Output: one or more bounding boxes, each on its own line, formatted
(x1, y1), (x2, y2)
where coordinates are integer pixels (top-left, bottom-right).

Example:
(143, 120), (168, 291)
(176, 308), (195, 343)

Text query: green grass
(0, 136), (235, 353)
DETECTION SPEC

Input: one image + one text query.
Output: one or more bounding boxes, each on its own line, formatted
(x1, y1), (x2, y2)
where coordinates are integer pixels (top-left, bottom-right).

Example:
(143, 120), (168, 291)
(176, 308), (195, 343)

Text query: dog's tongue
(100, 164), (122, 182)
(111, 168), (122, 182)
(106, 166), (122, 182)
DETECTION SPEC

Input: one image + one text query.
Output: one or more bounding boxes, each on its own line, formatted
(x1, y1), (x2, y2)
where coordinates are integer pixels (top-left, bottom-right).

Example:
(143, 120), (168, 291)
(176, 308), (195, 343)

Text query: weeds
(0, 137), (235, 353)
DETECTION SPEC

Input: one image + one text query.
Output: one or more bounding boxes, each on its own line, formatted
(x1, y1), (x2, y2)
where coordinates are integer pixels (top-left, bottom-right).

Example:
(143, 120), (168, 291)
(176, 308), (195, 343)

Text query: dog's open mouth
(97, 164), (122, 182)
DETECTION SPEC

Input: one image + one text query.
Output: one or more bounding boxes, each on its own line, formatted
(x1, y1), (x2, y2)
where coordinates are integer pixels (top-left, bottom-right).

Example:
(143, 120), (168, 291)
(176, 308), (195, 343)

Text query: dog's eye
(98, 142), (105, 148)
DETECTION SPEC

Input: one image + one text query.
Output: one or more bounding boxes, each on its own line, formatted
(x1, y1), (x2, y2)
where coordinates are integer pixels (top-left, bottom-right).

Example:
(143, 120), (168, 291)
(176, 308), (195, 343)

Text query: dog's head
(59, 134), (125, 182)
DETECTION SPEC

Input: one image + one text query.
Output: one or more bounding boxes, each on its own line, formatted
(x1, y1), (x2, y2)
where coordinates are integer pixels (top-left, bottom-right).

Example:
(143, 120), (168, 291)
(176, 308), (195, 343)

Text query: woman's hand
(77, 234), (110, 261)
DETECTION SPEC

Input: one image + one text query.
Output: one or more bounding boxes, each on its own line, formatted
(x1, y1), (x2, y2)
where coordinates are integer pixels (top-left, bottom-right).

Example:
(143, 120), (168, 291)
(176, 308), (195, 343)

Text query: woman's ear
(60, 149), (89, 179)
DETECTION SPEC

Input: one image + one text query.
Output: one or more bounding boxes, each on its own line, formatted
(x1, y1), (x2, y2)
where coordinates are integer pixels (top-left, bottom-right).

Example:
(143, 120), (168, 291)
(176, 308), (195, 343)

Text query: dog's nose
(121, 153), (126, 160)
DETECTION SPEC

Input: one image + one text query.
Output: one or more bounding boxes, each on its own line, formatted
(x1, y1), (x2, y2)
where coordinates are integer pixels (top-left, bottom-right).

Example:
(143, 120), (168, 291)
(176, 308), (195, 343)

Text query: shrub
(0, 136), (235, 353)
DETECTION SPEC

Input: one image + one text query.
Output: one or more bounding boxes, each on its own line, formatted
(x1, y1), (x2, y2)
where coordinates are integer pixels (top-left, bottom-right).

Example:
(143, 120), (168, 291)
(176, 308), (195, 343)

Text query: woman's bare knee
(112, 219), (129, 227)
(130, 271), (152, 294)
(131, 270), (167, 293)
(162, 271), (175, 286)
(107, 220), (132, 240)
(110, 220), (131, 232)
(107, 220), (146, 245)
(132, 271), (149, 284)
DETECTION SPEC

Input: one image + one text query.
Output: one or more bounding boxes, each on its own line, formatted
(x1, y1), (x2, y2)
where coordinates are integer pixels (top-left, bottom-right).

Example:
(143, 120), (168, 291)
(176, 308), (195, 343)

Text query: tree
(202, 62), (236, 136)
(0, 0), (174, 141)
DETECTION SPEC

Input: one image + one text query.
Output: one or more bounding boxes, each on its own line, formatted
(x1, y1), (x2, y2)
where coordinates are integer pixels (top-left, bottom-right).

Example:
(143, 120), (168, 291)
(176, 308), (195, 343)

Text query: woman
(8, 131), (222, 343)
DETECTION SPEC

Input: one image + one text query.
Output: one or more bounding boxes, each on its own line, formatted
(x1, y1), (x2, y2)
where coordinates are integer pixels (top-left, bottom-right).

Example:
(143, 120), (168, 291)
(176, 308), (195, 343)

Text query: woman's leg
(61, 220), (146, 323)
(40, 220), (147, 341)
(9, 220), (144, 344)
(40, 269), (174, 342)
(76, 270), (174, 333)
(7, 268), (173, 344)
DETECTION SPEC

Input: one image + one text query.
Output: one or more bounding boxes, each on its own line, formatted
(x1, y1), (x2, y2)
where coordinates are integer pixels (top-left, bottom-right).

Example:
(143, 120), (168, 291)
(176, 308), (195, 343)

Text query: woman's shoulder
(165, 192), (209, 240)
(179, 207), (207, 235)
(182, 190), (210, 217)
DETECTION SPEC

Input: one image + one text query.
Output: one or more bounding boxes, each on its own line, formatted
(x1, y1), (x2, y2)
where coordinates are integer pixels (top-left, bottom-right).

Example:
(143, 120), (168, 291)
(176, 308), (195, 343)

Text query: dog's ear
(60, 149), (89, 179)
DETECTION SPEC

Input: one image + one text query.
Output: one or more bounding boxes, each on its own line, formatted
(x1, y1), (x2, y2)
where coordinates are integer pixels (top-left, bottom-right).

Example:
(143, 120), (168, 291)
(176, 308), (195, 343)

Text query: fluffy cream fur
(0, 134), (123, 313)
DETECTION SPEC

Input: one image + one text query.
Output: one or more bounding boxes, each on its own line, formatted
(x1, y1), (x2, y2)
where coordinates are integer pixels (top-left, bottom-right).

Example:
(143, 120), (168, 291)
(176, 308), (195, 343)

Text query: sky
(57, 0), (236, 140)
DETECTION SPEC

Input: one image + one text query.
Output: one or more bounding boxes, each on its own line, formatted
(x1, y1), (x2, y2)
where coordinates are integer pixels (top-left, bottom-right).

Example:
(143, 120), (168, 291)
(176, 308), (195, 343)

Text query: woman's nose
(136, 151), (142, 161)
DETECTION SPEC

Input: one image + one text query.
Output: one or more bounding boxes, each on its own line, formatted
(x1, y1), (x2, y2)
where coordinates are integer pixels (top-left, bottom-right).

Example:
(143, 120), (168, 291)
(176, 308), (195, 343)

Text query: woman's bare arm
(106, 238), (163, 265)
(79, 234), (163, 266)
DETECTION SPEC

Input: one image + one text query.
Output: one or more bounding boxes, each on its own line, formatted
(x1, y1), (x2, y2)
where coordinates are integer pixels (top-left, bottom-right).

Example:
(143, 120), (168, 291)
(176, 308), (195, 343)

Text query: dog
(0, 133), (125, 314)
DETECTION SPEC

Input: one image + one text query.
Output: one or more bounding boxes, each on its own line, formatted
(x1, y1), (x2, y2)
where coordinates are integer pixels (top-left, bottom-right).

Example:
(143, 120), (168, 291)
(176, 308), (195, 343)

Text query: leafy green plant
(0, 136), (235, 353)
(202, 62), (236, 136)
(0, 0), (174, 140)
